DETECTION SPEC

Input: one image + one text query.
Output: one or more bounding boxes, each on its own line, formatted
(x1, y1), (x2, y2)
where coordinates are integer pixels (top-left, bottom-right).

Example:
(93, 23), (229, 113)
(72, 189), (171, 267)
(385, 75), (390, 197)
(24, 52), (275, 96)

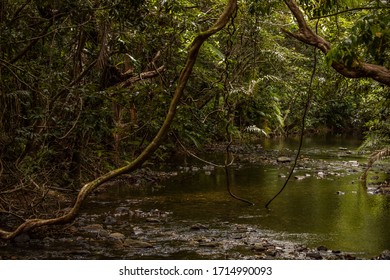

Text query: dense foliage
(1, 0), (389, 211)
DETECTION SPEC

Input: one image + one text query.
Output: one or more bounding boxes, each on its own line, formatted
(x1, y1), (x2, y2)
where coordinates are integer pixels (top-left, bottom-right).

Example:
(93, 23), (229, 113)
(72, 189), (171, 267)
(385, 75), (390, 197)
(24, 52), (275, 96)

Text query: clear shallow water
(3, 136), (388, 259)
(104, 135), (390, 258)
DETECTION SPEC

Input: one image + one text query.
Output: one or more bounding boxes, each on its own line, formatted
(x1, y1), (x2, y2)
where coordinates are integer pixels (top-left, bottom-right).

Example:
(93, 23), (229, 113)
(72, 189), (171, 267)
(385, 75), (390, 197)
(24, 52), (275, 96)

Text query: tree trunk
(0, 0), (239, 240)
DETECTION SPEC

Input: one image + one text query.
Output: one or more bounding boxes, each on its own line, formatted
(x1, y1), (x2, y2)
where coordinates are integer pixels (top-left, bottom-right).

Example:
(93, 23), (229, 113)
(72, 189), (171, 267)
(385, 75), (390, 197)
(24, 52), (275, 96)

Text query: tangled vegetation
(1, 0), (390, 238)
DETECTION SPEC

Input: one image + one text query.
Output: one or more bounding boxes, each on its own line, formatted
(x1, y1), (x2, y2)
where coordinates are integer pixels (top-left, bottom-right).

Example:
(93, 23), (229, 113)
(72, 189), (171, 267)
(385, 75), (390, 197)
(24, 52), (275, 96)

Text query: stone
(190, 223), (209, 230)
(277, 156), (292, 163)
(14, 233), (30, 243)
(146, 218), (161, 223)
(378, 250), (390, 260)
(252, 244), (267, 252)
(124, 238), (153, 248)
(104, 216), (117, 225)
(114, 207), (130, 216)
(109, 232), (126, 241)
(306, 252), (323, 259)
(317, 245), (328, 251)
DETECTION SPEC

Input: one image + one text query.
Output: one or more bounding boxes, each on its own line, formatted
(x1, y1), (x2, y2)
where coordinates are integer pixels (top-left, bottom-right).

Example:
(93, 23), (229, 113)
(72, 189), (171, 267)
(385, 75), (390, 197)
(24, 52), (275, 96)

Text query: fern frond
(361, 147), (390, 181)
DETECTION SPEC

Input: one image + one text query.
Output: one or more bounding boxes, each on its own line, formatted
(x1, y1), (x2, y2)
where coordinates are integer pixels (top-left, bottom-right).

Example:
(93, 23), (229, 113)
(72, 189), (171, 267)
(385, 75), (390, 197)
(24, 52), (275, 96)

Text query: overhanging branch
(283, 0), (390, 86)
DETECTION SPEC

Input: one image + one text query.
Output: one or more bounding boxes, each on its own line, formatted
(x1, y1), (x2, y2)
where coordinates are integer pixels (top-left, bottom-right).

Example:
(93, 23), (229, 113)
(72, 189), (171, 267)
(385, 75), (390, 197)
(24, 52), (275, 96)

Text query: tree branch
(283, 0), (390, 87)
(0, 0), (238, 240)
(120, 66), (166, 88)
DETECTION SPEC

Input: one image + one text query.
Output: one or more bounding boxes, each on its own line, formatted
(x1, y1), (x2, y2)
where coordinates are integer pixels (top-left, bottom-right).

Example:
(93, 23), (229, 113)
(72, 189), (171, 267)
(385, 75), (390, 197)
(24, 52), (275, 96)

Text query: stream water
(85, 135), (390, 259)
(1, 136), (389, 259)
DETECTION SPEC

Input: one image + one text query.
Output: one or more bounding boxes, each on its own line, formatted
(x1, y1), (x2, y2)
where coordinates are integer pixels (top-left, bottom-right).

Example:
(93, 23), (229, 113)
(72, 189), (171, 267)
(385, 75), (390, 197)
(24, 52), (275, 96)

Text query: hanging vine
(265, 20), (320, 209)
(223, 6), (255, 206)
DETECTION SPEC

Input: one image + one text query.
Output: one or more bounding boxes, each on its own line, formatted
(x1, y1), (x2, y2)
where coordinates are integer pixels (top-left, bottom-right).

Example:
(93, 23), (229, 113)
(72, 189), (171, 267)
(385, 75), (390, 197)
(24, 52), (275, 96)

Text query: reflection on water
(112, 136), (390, 258)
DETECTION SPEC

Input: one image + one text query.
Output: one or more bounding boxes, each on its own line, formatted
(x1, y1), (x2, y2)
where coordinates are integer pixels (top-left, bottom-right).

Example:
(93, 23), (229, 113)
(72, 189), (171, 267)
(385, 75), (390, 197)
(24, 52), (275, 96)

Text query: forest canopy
(0, 0), (389, 238)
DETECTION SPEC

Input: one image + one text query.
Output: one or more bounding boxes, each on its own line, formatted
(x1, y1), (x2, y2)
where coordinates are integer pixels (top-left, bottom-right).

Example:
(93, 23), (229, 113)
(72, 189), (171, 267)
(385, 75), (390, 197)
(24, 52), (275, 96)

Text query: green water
(111, 135), (390, 258)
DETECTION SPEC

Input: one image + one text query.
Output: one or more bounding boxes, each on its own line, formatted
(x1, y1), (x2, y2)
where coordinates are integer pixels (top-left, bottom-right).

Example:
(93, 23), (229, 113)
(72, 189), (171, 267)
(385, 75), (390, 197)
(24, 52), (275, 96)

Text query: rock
(265, 248), (277, 257)
(80, 223), (109, 237)
(190, 223), (209, 230)
(132, 226), (144, 235)
(104, 216), (117, 225)
(295, 245), (308, 252)
(146, 218), (161, 223)
(114, 207), (130, 216)
(348, 161), (359, 167)
(378, 250), (390, 260)
(306, 252), (323, 259)
(124, 238), (153, 248)
(343, 254), (356, 260)
(277, 157), (292, 163)
(336, 191), (345, 195)
(294, 175), (306, 180)
(14, 233), (30, 243)
(109, 232), (126, 241)
(252, 244), (267, 252)
(80, 224), (103, 232)
(317, 245), (328, 251)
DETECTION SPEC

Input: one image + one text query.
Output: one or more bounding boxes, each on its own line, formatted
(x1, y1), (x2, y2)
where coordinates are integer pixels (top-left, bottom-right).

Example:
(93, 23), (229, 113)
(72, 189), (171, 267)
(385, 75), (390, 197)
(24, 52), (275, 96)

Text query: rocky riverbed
(1, 142), (389, 260)
(1, 205), (390, 260)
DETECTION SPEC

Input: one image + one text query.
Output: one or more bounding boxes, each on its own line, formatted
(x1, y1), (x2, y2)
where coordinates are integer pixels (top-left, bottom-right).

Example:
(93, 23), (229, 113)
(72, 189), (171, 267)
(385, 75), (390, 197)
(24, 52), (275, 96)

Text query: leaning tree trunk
(0, 0), (239, 240)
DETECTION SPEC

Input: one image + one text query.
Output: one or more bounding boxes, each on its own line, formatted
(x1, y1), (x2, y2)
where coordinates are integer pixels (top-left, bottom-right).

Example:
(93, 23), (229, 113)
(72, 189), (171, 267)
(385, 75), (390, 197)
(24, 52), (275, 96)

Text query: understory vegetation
(0, 0), (390, 238)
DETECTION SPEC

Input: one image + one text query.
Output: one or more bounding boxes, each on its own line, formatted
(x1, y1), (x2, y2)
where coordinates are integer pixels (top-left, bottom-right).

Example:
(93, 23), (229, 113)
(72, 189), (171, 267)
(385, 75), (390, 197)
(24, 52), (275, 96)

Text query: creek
(1, 136), (390, 259)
